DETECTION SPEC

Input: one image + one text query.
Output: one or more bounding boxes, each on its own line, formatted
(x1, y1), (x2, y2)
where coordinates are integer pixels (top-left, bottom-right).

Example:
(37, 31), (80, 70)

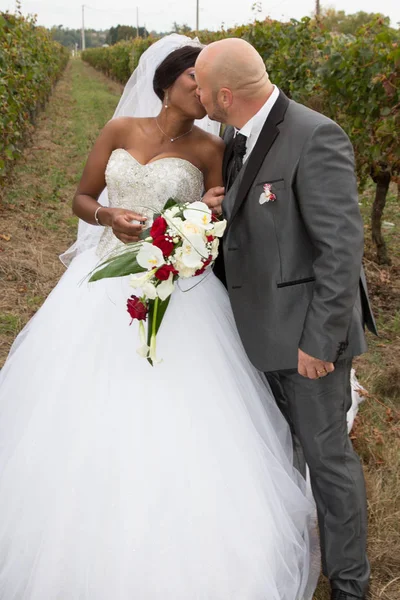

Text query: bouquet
(89, 199), (227, 365)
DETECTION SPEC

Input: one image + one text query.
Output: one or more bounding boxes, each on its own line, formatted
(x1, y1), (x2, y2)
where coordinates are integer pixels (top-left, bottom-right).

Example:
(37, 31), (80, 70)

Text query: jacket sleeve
(296, 120), (364, 362)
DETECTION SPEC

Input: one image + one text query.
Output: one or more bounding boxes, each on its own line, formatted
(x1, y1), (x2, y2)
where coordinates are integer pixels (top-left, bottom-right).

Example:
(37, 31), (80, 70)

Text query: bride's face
(167, 68), (207, 120)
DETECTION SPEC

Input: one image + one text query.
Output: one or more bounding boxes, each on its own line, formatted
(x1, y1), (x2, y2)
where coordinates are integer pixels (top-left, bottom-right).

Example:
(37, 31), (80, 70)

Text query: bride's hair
(153, 45), (203, 101)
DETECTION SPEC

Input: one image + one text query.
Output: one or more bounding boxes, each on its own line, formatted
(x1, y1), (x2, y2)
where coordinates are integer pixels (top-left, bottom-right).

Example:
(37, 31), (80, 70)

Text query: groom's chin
(204, 112), (223, 124)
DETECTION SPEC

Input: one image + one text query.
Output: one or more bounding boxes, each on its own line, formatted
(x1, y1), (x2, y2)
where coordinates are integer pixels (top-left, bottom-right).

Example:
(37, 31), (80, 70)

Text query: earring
(164, 92), (168, 108)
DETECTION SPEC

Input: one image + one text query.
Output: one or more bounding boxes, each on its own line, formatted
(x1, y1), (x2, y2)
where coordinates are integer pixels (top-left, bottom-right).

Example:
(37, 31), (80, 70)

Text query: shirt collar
(236, 85), (279, 139)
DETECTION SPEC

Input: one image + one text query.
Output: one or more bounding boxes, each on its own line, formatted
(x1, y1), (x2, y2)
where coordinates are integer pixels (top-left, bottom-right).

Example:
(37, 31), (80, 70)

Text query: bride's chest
(105, 150), (204, 211)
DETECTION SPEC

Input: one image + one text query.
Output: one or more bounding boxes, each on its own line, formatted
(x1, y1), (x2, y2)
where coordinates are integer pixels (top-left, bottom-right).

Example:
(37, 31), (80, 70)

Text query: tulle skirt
(0, 247), (319, 599)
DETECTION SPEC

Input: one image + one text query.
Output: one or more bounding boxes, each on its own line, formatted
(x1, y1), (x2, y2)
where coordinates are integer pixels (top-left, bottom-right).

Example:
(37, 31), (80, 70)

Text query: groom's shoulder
(286, 98), (341, 132)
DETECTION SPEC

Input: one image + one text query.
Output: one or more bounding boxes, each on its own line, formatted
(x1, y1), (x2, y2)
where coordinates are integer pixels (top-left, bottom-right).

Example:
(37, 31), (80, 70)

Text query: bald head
(196, 38), (270, 98)
(195, 38), (274, 127)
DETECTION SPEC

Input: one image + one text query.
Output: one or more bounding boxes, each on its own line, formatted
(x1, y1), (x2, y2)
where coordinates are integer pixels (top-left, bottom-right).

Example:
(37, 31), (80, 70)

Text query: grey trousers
(266, 359), (369, 597)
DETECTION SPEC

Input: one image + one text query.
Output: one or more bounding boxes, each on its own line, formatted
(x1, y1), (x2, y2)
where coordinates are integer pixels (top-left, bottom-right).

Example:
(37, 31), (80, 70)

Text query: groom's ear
(219, 88), (233, 109)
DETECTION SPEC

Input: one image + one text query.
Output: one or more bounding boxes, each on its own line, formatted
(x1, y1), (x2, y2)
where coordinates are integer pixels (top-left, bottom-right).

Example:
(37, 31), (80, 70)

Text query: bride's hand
(101, 208), (147, 244)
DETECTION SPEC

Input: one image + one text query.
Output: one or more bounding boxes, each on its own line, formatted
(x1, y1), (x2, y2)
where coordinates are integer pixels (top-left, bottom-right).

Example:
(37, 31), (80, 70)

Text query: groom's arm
(296, 120), (364, 364)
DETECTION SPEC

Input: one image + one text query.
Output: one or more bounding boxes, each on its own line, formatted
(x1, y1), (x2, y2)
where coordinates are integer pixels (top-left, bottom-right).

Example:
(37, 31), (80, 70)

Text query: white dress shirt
(236, 85), (280, 163)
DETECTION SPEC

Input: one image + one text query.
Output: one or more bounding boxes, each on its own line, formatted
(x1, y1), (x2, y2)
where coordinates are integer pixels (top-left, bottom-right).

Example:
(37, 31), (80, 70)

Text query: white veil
(60, 34), (219, 267)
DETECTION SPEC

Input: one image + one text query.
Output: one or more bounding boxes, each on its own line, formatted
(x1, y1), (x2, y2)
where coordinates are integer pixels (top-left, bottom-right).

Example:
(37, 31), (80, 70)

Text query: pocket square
(259, 183), (276, 205)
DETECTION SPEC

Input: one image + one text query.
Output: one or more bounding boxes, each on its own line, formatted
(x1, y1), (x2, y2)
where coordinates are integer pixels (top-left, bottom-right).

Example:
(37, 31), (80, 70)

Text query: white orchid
(180, 219), (204, 237)
(174, 248), (197, 278)
(157, 273), (175, 301)
(136, 242), (165, 271)
(181, 234), (208, 269)
(183, 201), (213, 230)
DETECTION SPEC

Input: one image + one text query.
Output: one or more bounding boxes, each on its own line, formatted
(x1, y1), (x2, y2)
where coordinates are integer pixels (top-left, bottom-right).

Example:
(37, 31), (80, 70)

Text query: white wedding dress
(0, 149), (319, 599)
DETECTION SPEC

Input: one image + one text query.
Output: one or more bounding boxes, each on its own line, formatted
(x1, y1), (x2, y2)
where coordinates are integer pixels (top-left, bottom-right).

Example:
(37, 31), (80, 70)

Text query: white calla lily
(149, 335), (162, 364)
(157, 273), (175, 301)
(212, 219), (227, 238)
(164, 205), (181, 218)
(211, 238), (220, 260)
(136, 242), (165, 271)
(183, 201), (213, 230)
(136, 321), (150, 358)
(142, 281), (158, 300)
(137, 344), (150, 358)
(129, 269), (156, 288)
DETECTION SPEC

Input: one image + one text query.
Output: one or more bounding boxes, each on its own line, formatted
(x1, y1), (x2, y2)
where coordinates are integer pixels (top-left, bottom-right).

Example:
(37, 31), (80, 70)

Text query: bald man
(196, 39), (376, 600)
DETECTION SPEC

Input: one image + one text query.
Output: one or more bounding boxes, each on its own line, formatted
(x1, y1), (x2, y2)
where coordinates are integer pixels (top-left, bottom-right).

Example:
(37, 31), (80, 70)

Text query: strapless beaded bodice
(96, 149), (204, 257)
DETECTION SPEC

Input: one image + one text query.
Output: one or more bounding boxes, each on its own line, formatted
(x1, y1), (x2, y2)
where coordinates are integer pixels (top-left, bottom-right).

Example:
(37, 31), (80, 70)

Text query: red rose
(127, 295), (148, 323)
(155, 264), (177, 281)
(211, 213), (219, 222)
(195, 256), (213, 276)
(153, 236), (174, 257)
(206, 235), (214, 242)
(150, 216), (167, 239)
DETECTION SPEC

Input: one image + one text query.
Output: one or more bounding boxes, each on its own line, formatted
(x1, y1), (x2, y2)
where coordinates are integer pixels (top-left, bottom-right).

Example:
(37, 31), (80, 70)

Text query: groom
(196, 39), (377, 600)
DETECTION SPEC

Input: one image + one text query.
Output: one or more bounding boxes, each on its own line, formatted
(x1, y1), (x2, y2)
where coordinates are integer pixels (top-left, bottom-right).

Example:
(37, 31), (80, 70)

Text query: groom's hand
(203, 186), (225, 216)
(298, 349), (335, 380)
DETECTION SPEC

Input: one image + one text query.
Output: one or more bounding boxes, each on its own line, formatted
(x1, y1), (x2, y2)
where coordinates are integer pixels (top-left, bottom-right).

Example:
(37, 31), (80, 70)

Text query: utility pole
(81, 5), (86, 51)
(136, 7), (139, 38)
(315, 0), (320, 17)
(196, 0), (199, 31)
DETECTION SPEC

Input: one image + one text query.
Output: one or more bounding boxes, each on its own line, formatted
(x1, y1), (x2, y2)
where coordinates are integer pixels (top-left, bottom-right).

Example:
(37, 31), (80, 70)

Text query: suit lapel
(227, 90), (290, 230)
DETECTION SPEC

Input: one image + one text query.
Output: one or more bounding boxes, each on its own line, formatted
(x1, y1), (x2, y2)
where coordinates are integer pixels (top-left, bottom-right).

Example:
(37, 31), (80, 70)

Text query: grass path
(0, 59), (122, 364)
(0, 58), (399, 600)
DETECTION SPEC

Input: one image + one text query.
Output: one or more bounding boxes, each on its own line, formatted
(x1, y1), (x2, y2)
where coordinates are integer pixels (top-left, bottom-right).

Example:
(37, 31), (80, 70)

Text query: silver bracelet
(94, 206), (103, 226)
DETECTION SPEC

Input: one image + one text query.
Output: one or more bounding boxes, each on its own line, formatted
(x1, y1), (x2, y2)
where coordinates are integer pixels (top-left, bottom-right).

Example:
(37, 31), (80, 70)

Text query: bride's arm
(73, 118), (146, 244)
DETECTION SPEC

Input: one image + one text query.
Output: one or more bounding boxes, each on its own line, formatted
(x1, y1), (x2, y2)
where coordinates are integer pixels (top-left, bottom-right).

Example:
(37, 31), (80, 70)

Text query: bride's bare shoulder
(107, 116), (151, 132)
(101, 117), (152, 148)
(193, 126), (225, 159)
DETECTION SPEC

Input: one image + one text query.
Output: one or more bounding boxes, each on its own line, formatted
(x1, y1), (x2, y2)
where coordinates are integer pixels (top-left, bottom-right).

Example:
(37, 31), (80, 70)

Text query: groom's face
(194, 69), (227, 124)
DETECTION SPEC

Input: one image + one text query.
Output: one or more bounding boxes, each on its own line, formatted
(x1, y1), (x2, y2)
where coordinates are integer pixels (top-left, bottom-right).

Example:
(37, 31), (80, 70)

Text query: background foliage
(0, 10), (69, 179)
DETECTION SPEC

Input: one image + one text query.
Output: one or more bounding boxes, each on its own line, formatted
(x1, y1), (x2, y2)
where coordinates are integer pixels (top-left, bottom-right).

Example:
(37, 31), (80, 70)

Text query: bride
(0, 35), (320, 599)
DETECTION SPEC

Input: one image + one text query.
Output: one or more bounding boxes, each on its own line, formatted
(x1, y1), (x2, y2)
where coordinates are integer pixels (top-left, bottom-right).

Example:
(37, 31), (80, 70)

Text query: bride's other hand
(99, 208), (146, 244)
(203, 186), (225, 216)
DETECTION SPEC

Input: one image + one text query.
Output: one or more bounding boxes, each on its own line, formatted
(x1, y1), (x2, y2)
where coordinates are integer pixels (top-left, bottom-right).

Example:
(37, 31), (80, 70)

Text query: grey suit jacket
(221, 90), (377, 372)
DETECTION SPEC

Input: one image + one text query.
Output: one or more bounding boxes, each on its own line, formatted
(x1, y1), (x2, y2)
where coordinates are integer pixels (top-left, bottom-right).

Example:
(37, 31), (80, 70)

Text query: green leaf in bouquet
(89, 253), (146, 282)
(139, 226), (152, 240)
(162, 197), (182, 211)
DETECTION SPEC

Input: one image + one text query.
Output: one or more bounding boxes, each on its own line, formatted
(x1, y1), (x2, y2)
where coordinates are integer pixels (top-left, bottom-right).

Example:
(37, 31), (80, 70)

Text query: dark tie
(226, 133), (247, 191)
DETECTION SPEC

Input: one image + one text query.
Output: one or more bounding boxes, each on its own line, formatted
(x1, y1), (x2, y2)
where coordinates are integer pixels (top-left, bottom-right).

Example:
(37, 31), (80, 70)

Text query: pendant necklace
(156, 118), (193, 143)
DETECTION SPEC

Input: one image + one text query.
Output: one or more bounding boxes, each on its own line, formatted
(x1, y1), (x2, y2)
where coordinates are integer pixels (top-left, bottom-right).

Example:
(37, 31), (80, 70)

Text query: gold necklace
(155, 118), (193, 143)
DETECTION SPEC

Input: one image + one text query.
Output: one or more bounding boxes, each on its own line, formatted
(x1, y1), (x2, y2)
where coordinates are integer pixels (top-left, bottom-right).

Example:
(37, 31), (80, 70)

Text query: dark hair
(153, 45), (202, 101)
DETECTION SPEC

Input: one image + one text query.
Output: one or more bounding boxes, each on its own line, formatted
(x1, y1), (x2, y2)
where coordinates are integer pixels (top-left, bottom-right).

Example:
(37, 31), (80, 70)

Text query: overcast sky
(1, 0), (398, 32)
